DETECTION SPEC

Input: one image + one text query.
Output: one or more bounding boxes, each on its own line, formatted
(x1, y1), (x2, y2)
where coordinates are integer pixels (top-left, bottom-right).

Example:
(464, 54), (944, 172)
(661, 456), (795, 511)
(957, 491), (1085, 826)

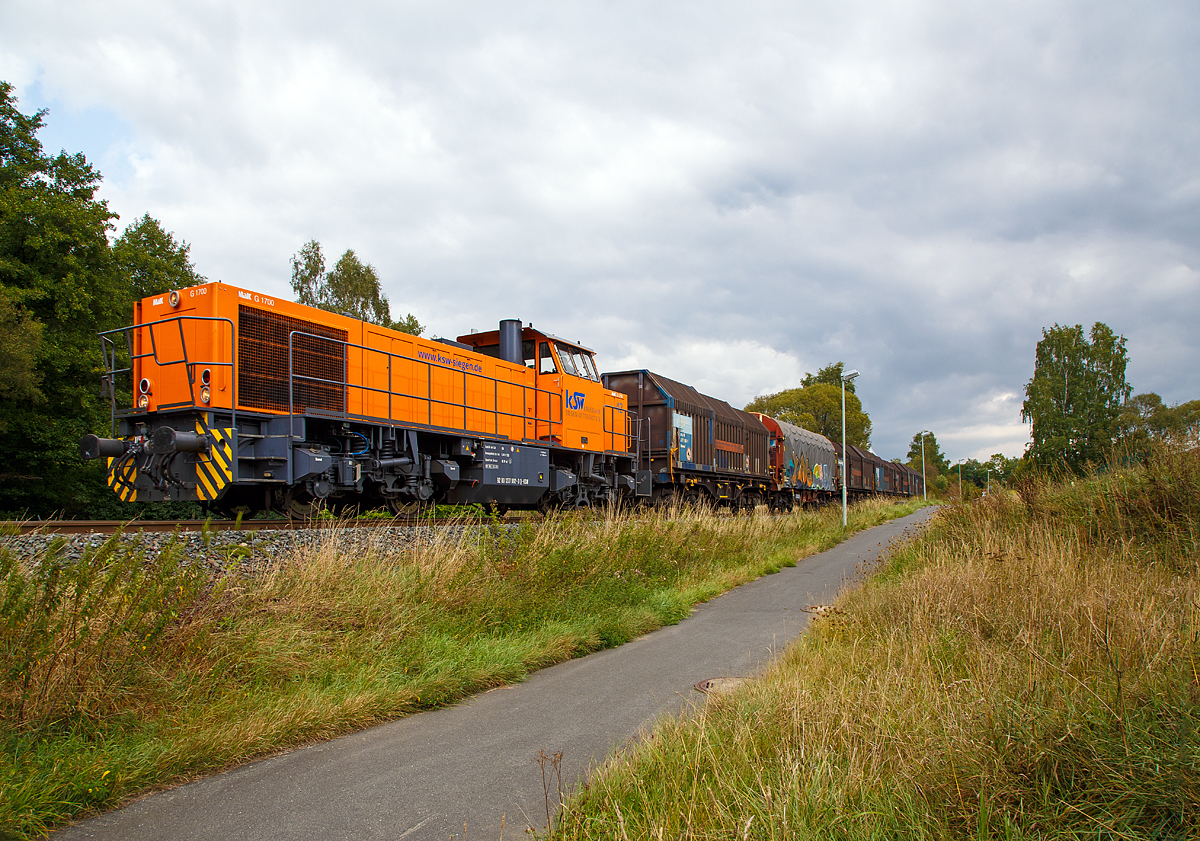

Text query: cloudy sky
(3, 0), (1197, 462)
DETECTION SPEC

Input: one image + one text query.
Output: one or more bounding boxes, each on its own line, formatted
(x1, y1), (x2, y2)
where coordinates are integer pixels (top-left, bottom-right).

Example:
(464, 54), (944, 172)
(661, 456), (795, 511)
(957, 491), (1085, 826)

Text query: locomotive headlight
(168, 290), (181, 308)
(200, 368), (211, 386)
(200, 386), (211, 404)
(138, 395), (150, 409)
(139, 378), (152, 395)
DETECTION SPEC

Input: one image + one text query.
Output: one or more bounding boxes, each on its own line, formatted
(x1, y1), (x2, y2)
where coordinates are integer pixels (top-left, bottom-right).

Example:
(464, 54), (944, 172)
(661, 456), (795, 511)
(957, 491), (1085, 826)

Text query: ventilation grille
(238, 306), (347, 413)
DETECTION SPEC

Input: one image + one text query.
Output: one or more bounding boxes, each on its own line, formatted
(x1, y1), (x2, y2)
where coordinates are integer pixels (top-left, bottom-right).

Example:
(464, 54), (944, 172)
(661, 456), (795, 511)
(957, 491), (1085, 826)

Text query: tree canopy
(290, 240), (423, 335)
(906, 431), (949, 475)
(801, 361), (856, 394)
(112, 213), (205, 299)
(0, 81), (201, 516)
(1021, 322), (1131, 472)
(947, 454), (1020, 493)
(745, 369), (871, 447)
(1117, 392), (1200, 456)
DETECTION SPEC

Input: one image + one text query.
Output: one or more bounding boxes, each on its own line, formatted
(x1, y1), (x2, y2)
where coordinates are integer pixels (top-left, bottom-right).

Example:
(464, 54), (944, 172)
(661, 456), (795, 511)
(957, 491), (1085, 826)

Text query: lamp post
(919, 430), (931, 502)
(987, 468), (992, 496)
(957, 459), (963, 501)
(841, 369), (860, 527)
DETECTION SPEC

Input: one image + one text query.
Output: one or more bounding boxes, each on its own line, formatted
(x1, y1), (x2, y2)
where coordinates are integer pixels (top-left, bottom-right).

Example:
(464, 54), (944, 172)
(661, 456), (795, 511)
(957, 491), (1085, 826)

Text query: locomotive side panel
(90, 282), (639, 513)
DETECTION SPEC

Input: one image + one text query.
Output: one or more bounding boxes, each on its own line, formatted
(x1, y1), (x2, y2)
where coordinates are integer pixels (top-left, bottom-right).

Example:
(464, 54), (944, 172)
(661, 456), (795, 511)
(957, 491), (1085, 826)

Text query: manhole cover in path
(694, 677), (747, 695)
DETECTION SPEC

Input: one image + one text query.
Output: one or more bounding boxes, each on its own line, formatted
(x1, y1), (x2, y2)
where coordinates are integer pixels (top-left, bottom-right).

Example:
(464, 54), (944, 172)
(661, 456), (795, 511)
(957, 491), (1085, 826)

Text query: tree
(1119, 392), (1200, 455)
(1021, 322), (1131, 472)
(801, 361), (855, 394)
(984, 453), (1020, 484)
(0, 82), (199, 517)
(289, 240), (423, 335)
(0, 81), (123, 515)
(907, 431), (949, 475)
(745, 380), (871, 447)
(0, 284), (43, 403)
(112, 213), (205, 298)
(1175, 401), (1200, 442)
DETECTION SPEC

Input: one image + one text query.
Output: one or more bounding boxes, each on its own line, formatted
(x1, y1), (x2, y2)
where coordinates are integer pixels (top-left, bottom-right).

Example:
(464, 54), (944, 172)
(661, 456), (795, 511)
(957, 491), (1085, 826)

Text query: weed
(551, 446), (1200, 840)
(0, 498), (922, 839)
(537, 748), (565, 831)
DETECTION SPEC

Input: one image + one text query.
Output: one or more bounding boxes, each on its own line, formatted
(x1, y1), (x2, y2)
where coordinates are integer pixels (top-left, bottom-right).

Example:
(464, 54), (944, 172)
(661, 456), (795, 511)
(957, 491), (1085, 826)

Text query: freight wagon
(750, 413), (838, 510)
(601, 370), (771, 510)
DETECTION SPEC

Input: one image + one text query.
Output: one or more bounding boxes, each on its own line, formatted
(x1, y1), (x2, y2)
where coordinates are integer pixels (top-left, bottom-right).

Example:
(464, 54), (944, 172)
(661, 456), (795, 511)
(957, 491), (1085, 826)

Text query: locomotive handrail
(286, 330), (563, 443)
(98, 315), (236, 436)
(601, 404), (635, 455)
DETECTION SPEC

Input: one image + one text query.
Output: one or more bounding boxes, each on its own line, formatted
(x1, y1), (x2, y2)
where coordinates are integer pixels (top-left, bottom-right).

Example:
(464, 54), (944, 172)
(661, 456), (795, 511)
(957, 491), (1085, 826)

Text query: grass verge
(0, 497), (924, 838)
(552, 445), (1200, 840)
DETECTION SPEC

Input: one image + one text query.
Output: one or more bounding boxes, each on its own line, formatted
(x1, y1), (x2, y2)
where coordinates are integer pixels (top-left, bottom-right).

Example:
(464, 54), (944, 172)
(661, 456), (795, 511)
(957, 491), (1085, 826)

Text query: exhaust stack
(498, 319), (523, 365)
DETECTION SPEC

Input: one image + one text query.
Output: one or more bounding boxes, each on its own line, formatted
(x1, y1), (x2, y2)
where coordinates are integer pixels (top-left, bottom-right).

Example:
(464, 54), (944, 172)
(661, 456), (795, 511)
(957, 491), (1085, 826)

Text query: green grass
(552, 444), (1200, 840)
(0, 497), (924, 839)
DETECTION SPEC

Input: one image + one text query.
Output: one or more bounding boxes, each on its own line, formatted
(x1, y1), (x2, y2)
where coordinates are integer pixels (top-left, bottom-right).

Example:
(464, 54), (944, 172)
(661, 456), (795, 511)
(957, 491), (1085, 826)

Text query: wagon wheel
(384, 496), (431, 518)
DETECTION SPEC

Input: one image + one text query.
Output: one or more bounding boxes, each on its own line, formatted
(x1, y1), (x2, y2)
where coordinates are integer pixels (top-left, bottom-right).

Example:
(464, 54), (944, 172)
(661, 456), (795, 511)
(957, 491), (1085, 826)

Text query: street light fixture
(841, 369), (859, 527)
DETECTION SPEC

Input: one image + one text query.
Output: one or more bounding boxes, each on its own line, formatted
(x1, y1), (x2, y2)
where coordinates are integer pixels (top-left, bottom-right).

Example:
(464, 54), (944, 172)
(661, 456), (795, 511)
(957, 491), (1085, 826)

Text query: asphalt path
(56, 507), (937, 841)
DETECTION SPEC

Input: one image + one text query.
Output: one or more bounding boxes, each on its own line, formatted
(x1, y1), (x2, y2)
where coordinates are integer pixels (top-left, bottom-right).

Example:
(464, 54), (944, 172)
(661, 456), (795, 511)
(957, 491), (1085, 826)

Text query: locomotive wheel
(216, 503), (257, 520)
(212, 488), (263, 520)
(280, 488), (326, 521)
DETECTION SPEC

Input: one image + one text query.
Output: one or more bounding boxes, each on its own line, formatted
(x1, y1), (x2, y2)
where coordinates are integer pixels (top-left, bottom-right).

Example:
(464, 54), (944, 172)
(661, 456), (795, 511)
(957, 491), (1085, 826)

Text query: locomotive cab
(455, 327), (630, 455)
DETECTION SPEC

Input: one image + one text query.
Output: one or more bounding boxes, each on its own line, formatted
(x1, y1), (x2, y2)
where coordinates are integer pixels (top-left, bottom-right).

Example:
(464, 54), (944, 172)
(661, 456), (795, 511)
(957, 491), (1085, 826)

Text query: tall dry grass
(1, 497), (924, 839)
(555, 445), (1199, 839)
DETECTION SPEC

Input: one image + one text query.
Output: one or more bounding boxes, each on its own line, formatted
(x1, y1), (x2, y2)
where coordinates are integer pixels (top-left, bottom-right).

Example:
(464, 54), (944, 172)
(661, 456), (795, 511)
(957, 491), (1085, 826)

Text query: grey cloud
(3, 0), (1198, 462)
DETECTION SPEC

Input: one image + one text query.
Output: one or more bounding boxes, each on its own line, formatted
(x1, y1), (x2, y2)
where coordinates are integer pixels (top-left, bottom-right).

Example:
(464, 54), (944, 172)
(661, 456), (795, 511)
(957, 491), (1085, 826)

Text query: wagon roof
(772, 417), (836, 450)
(604, 369), (759, 428)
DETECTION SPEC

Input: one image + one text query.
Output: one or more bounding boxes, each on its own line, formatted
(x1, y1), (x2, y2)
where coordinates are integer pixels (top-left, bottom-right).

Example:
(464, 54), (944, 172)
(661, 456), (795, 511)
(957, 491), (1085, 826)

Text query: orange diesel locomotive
(80, 282), (639, 516)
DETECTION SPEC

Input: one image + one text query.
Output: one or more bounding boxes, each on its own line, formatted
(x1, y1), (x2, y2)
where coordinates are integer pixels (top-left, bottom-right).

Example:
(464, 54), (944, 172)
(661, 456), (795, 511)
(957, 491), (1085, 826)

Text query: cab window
(538, 342), (557, 374)
(556, 346), (579, 377)
(522, 340), (536, 368)
(572, 350), (598, 382)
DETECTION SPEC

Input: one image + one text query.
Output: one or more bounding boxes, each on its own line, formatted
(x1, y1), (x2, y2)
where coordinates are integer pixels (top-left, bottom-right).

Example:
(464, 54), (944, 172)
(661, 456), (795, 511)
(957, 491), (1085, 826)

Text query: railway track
(1, 516), (530, 536)
(1, 505), (788, 537)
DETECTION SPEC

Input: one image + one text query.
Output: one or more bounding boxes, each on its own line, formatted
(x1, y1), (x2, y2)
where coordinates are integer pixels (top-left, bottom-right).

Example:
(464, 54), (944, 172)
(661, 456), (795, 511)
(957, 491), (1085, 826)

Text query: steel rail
(2, 516), (530, 536)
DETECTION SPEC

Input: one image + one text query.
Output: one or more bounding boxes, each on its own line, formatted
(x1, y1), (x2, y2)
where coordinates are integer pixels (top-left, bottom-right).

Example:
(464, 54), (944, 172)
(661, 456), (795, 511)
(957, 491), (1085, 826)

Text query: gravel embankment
(0, 524), (480, 575)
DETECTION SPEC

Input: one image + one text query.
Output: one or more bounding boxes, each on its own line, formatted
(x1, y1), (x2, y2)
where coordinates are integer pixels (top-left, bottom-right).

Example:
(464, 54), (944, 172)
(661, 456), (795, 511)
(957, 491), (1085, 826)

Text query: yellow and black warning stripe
(106, 454), (139, 502)
(194, 418), (235, 501)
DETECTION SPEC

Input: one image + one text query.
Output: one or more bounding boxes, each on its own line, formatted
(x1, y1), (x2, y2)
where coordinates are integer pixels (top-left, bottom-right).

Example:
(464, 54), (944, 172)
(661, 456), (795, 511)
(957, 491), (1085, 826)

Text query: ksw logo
(566, 391), (586, 410)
